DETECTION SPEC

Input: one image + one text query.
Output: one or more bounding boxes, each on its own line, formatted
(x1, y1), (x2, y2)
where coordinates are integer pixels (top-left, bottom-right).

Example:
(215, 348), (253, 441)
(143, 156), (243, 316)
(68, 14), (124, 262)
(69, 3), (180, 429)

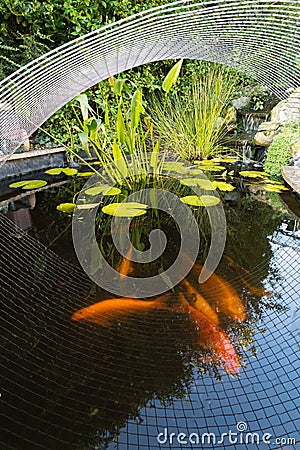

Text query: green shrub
(264, 122), (300, 176)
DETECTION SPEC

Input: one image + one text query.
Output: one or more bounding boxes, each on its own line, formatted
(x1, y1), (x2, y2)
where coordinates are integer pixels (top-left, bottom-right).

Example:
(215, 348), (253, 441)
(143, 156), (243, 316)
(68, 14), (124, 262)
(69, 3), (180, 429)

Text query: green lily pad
(162, 162), (186, 171)
(239, 170), (269, 178)
(45, 167), (78, 176)
(85, 184), (121, 196)
(57, 203), (76, 213)
(180, 178), (214, 190)
(212, 157), (237, 163)
(102, 186), (121, 196)
(45, 168), (63, 175)
(77, 171), (95, 177)
(9, 180), (47, 190)
(212, 181), (235, 192)
(63, 168), (78, 176)
(199, 166), (224, 172)
(180, 195), (220, 207)
(102, 202), (148, 217)
(263, 184), (289, 192)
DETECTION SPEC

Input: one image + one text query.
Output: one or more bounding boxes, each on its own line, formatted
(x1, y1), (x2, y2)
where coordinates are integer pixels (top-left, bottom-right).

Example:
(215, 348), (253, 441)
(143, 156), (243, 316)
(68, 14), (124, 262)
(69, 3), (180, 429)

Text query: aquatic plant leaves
(197, 166), (224, 172)
(180, 178), (214, 190)
(85, 184), (121, 196)
(263, 184), (289, 192)
(239, 170), (269, 178)
(180, 195), (220, 207)
(45, 167), (78, 176)
(212, 181), (235, 191)
(162, 59), (183, 93)
(162, 161), (185, 171)
(77, 171), (95, 177)
(56, 203), (76, 213)
(212, 157), (237, 163)
(9, 180), (47, 190)
(102, 187), (122, 196)
(102, 202), (148, 217)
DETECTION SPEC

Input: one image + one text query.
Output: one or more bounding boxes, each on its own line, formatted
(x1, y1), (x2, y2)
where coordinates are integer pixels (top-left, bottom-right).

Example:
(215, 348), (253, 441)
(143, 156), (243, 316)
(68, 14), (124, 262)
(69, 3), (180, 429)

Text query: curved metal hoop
(1, 0), (300, 164)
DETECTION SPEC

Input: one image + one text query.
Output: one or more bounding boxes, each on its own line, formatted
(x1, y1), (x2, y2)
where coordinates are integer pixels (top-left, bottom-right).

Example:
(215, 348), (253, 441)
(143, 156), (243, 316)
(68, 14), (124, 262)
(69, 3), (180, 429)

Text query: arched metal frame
(1, 0), (300, 166)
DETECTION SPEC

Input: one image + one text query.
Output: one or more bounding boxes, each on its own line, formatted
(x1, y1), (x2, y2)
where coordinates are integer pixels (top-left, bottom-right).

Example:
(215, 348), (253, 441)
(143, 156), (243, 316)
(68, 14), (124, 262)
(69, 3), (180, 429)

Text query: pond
(0, 164), (299, 450)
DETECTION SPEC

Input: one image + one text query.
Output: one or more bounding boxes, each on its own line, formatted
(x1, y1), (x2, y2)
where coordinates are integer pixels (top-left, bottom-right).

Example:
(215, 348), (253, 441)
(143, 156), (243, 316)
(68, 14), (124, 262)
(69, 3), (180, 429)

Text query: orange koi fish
(72, 295), (170, 327)
(225, 256), (271, 298)
(181, 279), (219, 326)
(190, 264), (246, 322)
(118, 246), (134, 278)
(178, 294), (240, 374)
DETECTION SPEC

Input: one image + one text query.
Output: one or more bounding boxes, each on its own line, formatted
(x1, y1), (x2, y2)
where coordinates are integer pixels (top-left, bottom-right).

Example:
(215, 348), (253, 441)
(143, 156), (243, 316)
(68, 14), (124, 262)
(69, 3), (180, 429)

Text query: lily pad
(162, 162), (186, 171)
(239, 170), (269, 178)
(102, 202), (148, 217)
(180, 178), (214, 190)
(102, 186), (121, 196)
(212, 181), (235, 192)
(63, 168), (78, 176)
(263, 184), (289, 192)
(212, 157), (237, 163)
(77, 171), (95, 177)
(9, 180), (47, 190)
(198, 165), (224, 172)
(45, 167), (78, 176)
(85, 185), (121, 196)
(57, 203), (76, 213)
(180, 195), (220, 207)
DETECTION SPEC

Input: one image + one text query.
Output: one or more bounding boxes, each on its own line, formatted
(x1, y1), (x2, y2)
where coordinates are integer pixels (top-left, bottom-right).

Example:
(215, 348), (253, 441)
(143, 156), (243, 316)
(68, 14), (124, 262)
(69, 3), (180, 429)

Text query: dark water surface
(0, 186), (299, 450)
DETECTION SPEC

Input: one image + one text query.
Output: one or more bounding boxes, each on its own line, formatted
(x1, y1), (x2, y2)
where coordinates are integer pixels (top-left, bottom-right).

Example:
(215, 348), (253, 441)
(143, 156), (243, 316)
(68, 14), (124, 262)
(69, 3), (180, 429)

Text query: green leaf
(77, 171), (95, 177)
(102, 202), (148, 217)
(78, 131), (90, 156)
(150, 141), (160, 169)
(45, 168), (63, 175)
(45, 167), (78, 176)
(113, 79), (125, 96)
(113, 141), (128, 178)
(57, 203), (76, 213)
(239, 170), (269, 178)
(116, 106), (126, 144)
(9, 180), (47, 190)
(131, 88), (144, 129)
(162, 161), (185, 171)
(198, 166), (224, 172)
(102, 186), (121, 196)
(162, 59), (183, 93)
(62, 168), (78, 176)
(76, 94), (89, 121)
(180, 195), (220, 207)
(263, 184), (289, 192)
(212, 181), (235, 191)
(180, 178), (214, 190)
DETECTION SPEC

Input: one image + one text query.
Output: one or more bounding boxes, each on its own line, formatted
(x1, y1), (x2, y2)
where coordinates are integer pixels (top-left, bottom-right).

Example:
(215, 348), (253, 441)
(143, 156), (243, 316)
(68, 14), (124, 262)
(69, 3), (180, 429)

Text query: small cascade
(242, 112), (269, 138)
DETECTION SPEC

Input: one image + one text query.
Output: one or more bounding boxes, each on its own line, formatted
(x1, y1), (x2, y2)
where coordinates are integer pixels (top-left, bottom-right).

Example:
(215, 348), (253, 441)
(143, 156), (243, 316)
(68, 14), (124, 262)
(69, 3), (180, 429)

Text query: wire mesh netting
(1, 0), (300, 164)
(0, 210), (299, 449)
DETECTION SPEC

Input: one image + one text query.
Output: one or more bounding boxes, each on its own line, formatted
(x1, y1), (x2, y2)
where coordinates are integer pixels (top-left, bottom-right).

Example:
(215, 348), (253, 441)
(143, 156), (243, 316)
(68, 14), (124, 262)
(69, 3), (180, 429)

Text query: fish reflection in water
(189, 263), (246, 322)
(72, 251), (247, 375)
(72, 295), (170, 326)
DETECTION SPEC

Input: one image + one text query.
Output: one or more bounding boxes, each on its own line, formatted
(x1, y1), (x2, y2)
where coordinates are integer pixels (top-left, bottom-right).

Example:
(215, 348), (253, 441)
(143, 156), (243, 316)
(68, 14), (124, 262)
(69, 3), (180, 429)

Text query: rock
(270, 97), (300, 124)
(225, 106), (237, 125)
(232, 96), (251, 110)
(254, 121), (281, 147)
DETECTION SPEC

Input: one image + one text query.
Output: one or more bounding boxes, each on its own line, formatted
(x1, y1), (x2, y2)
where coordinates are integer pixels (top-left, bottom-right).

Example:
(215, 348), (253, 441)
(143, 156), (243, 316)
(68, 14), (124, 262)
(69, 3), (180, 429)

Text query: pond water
(0, 175), (299, 450)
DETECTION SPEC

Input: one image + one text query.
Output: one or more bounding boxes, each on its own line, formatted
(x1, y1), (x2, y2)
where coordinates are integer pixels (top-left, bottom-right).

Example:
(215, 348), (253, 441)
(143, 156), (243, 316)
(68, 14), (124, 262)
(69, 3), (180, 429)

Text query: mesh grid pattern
(1, 0), (300, 164)
(0, 213), (299, 450)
